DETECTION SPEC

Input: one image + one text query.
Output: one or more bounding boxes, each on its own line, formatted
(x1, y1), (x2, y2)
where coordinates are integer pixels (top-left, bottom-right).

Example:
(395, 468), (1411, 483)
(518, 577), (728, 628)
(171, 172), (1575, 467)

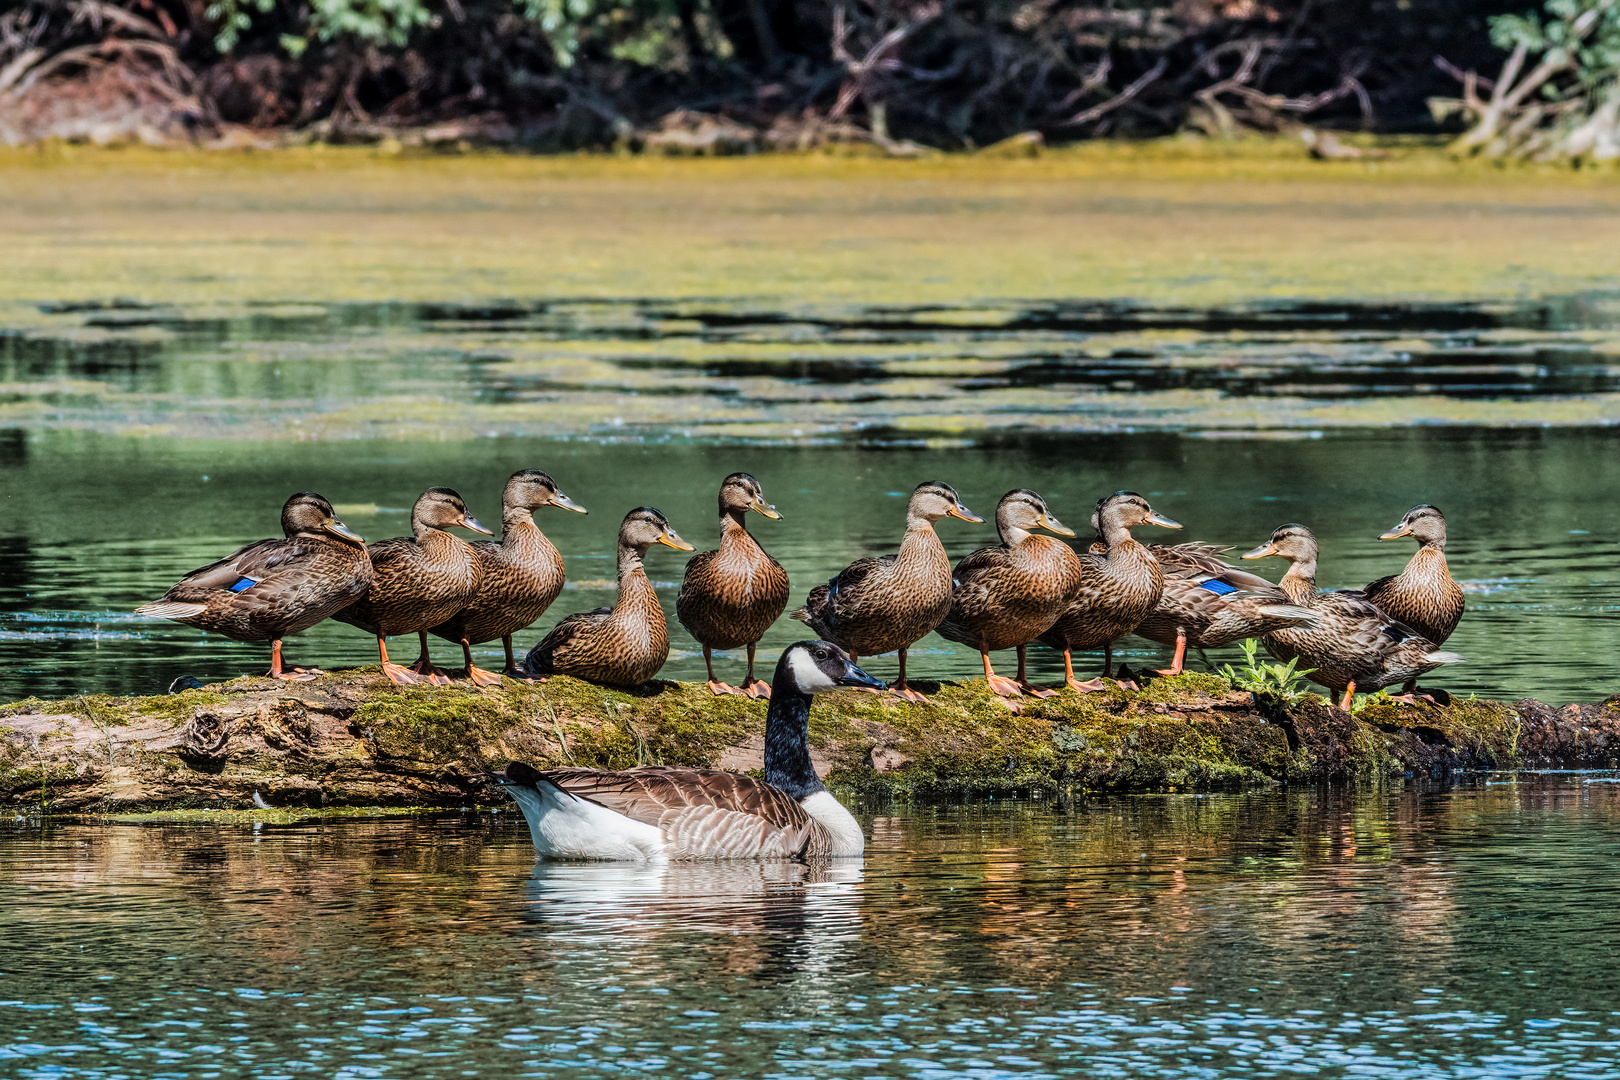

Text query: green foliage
(1348, 689), (1393, 716)
(205, 0), (277, 53)
(1491, 0), (1620, 92)
(1219, 639), (1316, 704)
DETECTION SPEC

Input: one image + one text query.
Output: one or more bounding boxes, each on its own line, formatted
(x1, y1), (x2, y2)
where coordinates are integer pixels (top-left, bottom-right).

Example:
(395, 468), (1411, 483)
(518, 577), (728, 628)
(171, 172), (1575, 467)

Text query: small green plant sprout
(1220, 639), (1316, 704)
(1348, 688), (1394, 716)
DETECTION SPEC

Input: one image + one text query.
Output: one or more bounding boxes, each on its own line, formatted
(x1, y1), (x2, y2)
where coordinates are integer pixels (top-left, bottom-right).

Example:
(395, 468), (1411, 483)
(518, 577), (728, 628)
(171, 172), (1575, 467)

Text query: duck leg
(703, 645), (742, 696)
(888, 648), (930, 704)
(1064, 645), (1108, 692)
(267, 639), (316, 682)
(1015, 644), (1056, 698)
(410, 630), (453, 686)
(459, 637), (504, 687)
(1339, 680), (1357, 712)
(377, 637), (421, 686)
(501, 636), (534, 682)
(1154, 631), (1188, 677)
(983, 649), (1022, 698)
(741, 642), (771, 699)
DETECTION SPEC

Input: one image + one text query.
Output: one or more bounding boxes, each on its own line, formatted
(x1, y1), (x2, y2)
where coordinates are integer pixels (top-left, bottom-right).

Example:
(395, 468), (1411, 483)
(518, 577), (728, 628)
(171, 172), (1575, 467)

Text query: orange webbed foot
(466, 666), (504, 688)
(381, 662), (422, 686)
(502, 667), (535, 684)
(270, 669), (317, 682)
(1018, 682), (1057, 699)
(742, 679), (771, 700)
(985, 673), (1023, 698)
(1067, 677), (1107, 693)
(707, 679), (743, 696)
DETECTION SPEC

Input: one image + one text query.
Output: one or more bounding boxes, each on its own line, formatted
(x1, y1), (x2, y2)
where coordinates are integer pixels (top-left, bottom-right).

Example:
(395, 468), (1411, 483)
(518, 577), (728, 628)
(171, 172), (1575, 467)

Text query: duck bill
(657, 528), (695, 551)
(1037, 513), (1076, 537)
(323, 518), (365, 544)
(948, 504), (985, 523)
(836, 660), (886, 692)
(549, 492), (589, 515)
(1146, 511), (1182, 530)
(1379, 522), (1413, 540)
(1241, 541), (1278, 560)
(749, 496), (782, 520)
(458, 514), (495, 535)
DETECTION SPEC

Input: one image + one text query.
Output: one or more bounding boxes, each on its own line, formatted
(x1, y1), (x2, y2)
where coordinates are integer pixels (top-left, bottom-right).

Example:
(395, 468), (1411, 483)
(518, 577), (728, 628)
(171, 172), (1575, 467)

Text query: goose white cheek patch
(786, 649), (838, 694)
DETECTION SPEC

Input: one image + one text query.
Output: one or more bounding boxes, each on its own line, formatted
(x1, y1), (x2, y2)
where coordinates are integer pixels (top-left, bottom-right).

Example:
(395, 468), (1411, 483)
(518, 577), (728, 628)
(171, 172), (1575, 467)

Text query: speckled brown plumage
(1363, 504), (1465, 647)
(428, 470), (587, 685)
(333, 487), (492, 686)
(677, 473), (790, 697)
(936, 489), (1081, 697)
(789, 481), (983, 702)
(135, 492), (372, 680)
(523, 506), (692, 687)
(1244, 523), (1464, 708)
(1132, 541), (1316, 674)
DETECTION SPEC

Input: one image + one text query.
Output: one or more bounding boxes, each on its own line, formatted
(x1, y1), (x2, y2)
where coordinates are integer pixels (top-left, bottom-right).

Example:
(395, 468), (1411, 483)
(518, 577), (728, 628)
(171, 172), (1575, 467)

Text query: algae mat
(3, 144), (1619, 309)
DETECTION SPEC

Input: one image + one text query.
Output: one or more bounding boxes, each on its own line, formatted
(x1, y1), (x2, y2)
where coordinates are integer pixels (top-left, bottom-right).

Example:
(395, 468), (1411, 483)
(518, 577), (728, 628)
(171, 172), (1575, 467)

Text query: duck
(332, 488), (491, 686)
(496, 640), (883, 860)
(1038, 491), (1181, 691)
(426, 470), (587, 687)
(935, 489), (1082, 699)
(522, 507), (693, 687)
(1133, 541), (1317, 675)
(1242, 523), (1464, 710)
(790, 481), (983, 703)
(676, 473), (791, 699)
(135, 492), (372, 680)
(1363, 504), (1465, 697)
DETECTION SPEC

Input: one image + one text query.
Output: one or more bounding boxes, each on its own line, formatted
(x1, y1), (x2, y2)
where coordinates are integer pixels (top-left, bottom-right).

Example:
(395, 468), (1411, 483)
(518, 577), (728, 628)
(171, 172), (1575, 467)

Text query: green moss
(1138, 672), (1231, 705)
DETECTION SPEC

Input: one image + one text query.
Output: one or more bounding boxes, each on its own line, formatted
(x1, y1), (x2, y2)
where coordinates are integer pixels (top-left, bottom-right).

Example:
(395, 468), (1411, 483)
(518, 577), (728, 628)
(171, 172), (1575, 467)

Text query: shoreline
(4, 670), (1616, 815)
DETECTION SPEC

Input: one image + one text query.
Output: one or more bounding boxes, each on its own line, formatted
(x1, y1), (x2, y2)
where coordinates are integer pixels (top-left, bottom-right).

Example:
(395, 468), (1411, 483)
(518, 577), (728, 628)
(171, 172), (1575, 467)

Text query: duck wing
(537, 766), (822, 859)
(790, 555), (894, 631)
(523, 607), (614, 674)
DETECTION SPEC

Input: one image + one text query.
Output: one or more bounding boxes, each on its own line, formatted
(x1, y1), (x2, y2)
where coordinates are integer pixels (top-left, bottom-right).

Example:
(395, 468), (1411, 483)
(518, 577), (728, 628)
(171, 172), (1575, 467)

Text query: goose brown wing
(540, 767), (821, 858)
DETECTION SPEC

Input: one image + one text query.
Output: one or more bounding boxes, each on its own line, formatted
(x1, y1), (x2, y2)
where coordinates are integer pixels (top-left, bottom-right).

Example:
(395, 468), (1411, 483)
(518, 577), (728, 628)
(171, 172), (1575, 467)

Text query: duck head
(1243, 523), (1319, 564)
(412, 488), (492, 537)
(907, 481), (983, 526)
(994, 489), (1075, 545)
(719, 473), (781, 520)
(619, 506), (693, 552)
(503, 470), (587, 518)
(1093, 491), (1181, 545)
(1379, 504), (1447, 549)
(282, 492), (364, 547)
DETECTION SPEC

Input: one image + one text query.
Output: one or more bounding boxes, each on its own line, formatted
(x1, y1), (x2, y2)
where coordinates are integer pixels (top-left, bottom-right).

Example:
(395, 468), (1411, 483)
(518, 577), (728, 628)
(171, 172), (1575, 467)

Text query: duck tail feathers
(1257, 603), (1315, 623)
(788, 606), (810, 623)
(135, 601), (209, 621)
(1424, 650), (1465, 666)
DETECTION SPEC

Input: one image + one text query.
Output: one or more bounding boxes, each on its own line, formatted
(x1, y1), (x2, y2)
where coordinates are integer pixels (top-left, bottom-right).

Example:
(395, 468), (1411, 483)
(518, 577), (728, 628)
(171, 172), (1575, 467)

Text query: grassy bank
(3, 668), (1617, 815)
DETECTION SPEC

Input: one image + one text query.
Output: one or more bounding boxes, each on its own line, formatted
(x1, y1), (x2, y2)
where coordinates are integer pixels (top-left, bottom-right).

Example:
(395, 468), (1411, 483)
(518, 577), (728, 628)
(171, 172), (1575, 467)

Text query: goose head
(776, 640), (885, 697)
(719, 472), (781, 520)
(281, 491), (364, 546)
(411, 487), (492, 537)
(1379, 504), (1447, 549)
(994, 488), (1074, 545)
(907, 481), (983, 527)
(503, 470), (587, 517)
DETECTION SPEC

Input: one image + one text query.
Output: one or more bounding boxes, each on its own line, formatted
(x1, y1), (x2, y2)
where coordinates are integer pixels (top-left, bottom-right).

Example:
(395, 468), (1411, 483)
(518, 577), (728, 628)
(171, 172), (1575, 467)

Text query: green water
(1, 297), (1617, 703)
(3, 777), (1618, 1078)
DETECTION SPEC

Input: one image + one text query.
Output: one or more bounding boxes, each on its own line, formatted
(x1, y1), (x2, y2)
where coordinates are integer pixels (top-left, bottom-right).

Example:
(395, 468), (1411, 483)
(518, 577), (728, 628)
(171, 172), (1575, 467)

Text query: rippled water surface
(3, 777), (1618, 1078)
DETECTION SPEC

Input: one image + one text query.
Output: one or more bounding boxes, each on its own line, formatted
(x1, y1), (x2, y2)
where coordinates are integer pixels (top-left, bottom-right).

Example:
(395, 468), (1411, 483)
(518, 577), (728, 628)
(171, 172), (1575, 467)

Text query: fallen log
(2, 671), (1617, 813)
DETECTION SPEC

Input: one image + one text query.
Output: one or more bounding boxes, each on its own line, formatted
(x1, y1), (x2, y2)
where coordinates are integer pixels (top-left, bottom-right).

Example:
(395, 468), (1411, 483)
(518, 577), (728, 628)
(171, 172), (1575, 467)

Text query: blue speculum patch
(1199, 579), (1239, 596)
(229, 577), (258, 593)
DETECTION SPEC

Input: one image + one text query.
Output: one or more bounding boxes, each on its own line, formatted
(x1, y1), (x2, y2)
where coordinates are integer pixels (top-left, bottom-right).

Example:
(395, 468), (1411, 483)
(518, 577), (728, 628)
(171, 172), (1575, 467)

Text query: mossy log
(2, 670), (1618, 814)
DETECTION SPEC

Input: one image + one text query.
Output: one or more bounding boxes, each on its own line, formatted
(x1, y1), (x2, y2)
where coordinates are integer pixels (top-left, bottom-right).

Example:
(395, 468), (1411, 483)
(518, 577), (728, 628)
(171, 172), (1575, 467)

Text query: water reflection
(0, 779), (1617, 1077)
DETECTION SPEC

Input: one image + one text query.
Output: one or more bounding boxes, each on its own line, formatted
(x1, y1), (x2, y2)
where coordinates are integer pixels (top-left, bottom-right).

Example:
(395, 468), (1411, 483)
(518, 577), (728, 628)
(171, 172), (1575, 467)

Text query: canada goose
(496, 640), (883, 860)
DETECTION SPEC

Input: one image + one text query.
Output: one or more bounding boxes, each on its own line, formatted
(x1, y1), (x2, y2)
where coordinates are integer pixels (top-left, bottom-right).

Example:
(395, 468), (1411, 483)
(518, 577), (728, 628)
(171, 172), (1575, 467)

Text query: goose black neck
(764, 687), (825, 800)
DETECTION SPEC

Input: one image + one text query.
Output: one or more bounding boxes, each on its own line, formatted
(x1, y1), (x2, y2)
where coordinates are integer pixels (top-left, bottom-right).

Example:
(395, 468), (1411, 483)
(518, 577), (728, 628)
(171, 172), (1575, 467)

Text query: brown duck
(790, 481), (983, 703)
(333, 488), (491, 686)
(936, 489), (1081, 699)
(136, 492), (372, 680)
(1243, 523), (1464, 710)
(427, 470), (587, 687)
(1038, 491), (1181, 691)
(676, 473), (790, 699)
(1363, 504), (1465, 698)
(522, 507), (693, 687)
(1133, 542), (1316, 675)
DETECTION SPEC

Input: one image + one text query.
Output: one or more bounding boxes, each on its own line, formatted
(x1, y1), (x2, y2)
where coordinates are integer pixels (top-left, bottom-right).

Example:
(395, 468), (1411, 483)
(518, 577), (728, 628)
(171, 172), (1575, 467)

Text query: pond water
(3, 775), (1619, 1078)
(1, 296), (1618, 704)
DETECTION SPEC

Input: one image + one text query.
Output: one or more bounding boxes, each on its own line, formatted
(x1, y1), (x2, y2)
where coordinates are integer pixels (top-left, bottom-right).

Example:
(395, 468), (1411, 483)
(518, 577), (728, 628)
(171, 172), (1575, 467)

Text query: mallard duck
(1242, 523), (1464, 710)
(427, 470), (587, 687)
(497, 640), (883, 860)
(936, 489), (1081, 699)
(522, 507), (693, 687)
(332, 488), (491, 686)
(1133, 542), (1317, 675)
(676, 473), (790, 699)
(790, 480), (983, 703)
(1363, 504), (1465, 697)
(135, 492), (372, 680)
(1037, 491), (1181, 691)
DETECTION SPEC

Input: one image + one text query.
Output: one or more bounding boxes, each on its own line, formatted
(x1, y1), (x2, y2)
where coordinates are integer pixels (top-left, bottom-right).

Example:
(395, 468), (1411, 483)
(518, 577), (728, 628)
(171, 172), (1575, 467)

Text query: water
(3, 776), (1618, 1078)
(1, 297), (1618, 704)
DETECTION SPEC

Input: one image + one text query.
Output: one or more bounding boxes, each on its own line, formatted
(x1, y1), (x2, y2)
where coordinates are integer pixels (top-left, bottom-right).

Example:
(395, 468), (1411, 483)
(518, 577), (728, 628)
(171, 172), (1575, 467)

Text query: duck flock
(136, 470), (1465, 711)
